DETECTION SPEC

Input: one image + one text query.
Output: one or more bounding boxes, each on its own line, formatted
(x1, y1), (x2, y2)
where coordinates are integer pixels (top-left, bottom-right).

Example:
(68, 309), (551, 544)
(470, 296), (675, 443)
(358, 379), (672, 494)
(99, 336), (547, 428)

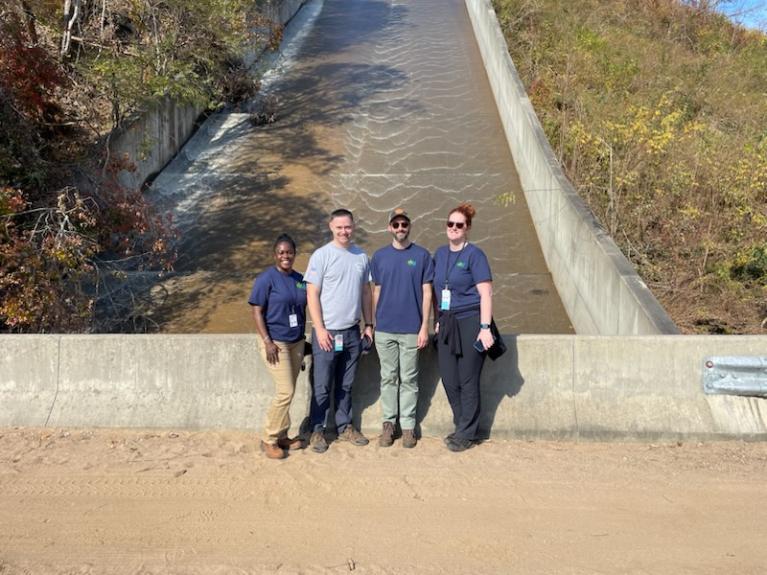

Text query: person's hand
(316, 327), (333, 352)
(264, 340), (280, 365)
(477, 328), (494, 351)
(417, 326), (429, 349)
(363, 324), (374, 342)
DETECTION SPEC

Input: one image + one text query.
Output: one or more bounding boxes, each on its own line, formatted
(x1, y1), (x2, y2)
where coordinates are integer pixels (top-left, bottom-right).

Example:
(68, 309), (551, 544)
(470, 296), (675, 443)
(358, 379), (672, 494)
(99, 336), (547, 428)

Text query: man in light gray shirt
(304, 208), (373, 453)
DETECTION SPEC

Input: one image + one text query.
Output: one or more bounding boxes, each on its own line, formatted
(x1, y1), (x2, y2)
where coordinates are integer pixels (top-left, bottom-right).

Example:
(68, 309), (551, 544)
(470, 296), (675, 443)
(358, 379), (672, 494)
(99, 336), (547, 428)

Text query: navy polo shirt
(371, 243), (434, 334)
(248, 267), (307, 342)
(433, 243), (492, 316)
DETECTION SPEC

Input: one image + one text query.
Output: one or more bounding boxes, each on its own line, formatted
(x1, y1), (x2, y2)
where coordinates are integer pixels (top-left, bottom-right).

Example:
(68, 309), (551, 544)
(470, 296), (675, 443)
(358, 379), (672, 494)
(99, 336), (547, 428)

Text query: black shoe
(443, 432), (455, 446)
(446, 437), (474, 452)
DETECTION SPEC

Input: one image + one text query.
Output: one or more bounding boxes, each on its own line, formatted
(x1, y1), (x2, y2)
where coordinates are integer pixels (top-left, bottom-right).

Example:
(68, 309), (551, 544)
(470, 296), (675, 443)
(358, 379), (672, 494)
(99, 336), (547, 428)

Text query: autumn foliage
(1, 0), (265, 332)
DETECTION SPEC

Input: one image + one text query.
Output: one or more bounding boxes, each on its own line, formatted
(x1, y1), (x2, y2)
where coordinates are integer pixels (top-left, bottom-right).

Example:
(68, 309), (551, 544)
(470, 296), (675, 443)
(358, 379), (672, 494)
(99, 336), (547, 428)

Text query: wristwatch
(479, 323), (491, 330)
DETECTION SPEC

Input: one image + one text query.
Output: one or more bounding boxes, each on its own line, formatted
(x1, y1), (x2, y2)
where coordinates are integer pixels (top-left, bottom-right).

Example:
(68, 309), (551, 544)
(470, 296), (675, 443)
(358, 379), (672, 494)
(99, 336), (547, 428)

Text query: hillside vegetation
(0, 0), (276, 332)
(494, 0), (767, 333)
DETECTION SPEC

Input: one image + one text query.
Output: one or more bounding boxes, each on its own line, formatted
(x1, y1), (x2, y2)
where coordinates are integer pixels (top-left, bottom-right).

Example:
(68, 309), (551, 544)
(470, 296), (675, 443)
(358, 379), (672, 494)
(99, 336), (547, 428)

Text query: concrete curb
(2, 335), (765, 440)
(464, 0), (678, 335)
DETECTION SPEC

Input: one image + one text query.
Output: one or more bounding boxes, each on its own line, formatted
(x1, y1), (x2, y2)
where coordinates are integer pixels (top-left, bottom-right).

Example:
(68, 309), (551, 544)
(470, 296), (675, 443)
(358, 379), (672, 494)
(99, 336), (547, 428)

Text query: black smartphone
(473, 339), (486, 353)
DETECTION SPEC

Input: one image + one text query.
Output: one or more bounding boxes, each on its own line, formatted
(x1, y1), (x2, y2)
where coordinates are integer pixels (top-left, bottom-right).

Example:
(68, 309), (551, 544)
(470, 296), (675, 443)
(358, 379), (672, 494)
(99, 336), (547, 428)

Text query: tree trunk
(61, 0), (81, 57)
(18, 0), (38, 44)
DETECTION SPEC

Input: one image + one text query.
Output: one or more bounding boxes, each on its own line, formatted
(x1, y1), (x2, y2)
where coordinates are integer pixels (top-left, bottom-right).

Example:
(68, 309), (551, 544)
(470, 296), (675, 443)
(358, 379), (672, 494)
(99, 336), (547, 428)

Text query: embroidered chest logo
(296, 282), (306, 290)
(456, 261), (467, 269)
(407, 259), (417, 267)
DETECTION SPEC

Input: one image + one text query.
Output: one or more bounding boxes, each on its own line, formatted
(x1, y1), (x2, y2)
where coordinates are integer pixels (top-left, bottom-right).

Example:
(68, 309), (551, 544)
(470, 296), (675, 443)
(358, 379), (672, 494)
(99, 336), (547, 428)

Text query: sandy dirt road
(0, 428), (765, 574)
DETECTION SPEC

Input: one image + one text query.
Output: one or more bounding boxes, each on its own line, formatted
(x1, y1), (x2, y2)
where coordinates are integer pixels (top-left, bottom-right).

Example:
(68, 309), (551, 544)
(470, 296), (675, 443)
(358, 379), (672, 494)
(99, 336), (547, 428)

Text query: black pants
(437, 313), (486, 441)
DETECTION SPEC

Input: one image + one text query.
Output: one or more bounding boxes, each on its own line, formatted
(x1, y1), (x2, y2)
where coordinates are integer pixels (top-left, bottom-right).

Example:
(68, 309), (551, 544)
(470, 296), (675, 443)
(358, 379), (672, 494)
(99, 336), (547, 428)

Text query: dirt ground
(1, 428), (766, 574)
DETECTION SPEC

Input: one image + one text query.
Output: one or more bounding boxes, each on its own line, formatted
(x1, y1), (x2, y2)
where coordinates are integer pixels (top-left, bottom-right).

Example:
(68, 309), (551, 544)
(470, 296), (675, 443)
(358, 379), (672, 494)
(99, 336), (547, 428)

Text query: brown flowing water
(146, 0), (573, 334)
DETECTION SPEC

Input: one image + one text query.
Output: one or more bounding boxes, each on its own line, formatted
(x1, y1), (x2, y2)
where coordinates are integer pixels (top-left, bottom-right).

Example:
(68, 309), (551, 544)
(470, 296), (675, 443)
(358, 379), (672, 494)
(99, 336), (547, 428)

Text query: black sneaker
(337, 426), (369, 446)
(443, 432), (455, 446)
(310, 430), (328, 453)
(446, 437), (474, 452)
(379, 422), (394, 447)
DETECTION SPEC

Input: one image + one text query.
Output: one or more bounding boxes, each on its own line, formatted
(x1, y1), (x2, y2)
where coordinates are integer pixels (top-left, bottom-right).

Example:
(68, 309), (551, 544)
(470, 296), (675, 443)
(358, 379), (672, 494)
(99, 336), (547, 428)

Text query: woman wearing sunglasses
(249, 233), (308, 459)
(433, 203), (494, 452)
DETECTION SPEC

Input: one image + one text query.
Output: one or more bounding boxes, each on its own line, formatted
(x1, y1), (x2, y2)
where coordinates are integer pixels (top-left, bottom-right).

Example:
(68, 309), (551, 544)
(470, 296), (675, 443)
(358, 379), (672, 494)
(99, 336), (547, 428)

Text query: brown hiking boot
(260, 440), (286, 460)
(379, 422), (395, 447)
(402, 429), (417, 449)
(310, 431), (328, 453)
(277, 436), (305, 450)
(337, 426), (369, 446)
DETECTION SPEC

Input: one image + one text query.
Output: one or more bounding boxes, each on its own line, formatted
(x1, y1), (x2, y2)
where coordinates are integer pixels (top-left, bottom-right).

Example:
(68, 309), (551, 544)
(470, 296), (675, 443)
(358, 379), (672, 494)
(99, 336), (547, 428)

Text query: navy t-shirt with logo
(248, 267), (307, 342)
(432, 243), (492, 316)
(370, 243), (434, 334)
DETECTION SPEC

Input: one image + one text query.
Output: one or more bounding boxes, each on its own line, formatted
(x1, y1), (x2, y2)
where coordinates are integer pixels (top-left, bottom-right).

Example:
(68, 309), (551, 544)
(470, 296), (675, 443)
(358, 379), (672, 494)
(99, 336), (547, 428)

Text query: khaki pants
(260, 339), (305, 445)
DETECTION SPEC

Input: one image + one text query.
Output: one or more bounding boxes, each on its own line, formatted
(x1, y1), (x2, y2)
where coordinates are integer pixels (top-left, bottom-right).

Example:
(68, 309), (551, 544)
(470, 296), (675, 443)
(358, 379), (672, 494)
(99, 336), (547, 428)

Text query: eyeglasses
(391, 221), (409, 230)
(446, 220), (466, 229)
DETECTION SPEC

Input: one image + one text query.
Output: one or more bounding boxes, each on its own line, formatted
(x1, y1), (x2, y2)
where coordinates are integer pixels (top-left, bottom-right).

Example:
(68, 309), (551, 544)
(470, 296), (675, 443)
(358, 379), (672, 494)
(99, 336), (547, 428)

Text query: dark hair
(448, 202), (476, 227)
(329, 208), (354, 222)
(273, 233), (296, 253)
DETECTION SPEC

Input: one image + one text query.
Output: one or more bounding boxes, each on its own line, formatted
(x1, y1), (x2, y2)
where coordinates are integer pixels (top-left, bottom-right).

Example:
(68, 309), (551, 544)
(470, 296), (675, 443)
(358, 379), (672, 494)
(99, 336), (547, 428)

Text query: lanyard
(442, 242), (467, 289)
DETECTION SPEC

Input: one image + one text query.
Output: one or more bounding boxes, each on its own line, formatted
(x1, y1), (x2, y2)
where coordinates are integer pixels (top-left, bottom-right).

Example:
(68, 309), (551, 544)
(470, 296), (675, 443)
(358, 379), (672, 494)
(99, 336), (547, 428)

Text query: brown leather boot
(379, 422), (394, 447)
(402, 429), (417, 449)
(260, 440), (286, 460)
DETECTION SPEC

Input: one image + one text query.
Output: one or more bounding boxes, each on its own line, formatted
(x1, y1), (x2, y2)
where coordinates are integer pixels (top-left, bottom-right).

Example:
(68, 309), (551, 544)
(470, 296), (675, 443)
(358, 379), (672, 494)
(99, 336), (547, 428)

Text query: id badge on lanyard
(440, 288), (451, 311)
(289, 312), (298, 328)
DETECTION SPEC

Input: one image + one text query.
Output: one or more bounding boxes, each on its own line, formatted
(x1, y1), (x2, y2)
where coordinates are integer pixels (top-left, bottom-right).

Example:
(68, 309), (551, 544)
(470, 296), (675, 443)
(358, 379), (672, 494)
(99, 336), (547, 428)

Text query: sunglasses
(391, 221), (409, 229)
(446, 220), (466, 229)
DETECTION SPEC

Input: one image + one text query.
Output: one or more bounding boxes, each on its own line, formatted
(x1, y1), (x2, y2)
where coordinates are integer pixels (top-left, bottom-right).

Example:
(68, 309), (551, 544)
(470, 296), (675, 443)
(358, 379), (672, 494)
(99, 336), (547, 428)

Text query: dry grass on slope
(494, 0), (767, 333)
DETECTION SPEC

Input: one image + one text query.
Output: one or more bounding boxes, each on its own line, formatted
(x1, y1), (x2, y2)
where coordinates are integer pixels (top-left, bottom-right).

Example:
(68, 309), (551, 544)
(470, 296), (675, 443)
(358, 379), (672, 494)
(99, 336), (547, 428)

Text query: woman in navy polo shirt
(433, 203), (494, 452)
(249, 234), (308, 459)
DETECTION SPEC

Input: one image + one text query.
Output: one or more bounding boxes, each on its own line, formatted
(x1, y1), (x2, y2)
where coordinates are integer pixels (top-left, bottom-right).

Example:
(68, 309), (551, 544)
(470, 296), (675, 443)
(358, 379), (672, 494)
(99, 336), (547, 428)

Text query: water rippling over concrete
(145, 0), (573, 333)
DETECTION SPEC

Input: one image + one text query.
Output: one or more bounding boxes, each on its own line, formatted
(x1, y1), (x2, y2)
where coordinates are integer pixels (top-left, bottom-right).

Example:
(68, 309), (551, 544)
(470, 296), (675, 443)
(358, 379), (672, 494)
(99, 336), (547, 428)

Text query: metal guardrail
(703, 356), (767, 397)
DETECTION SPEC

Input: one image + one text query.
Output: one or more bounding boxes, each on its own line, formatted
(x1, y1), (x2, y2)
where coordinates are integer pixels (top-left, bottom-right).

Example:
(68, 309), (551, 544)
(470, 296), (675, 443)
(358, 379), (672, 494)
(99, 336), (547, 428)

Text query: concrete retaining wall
(3, 335), (765, 440)
(465, 0), (678, 335)
(109, 0), (307, 191)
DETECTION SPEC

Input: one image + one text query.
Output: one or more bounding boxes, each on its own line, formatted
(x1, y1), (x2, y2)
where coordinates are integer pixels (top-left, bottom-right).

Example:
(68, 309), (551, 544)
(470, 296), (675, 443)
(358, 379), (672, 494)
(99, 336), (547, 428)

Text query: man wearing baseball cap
(370, 208), (434, 448)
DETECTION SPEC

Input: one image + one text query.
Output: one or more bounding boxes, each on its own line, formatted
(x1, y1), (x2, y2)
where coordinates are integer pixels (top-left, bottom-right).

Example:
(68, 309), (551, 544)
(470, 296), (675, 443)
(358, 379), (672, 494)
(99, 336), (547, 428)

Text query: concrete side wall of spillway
(3, 335), (765, 439)
(464, 0), (678, 335)
(108, 0), (307, 192)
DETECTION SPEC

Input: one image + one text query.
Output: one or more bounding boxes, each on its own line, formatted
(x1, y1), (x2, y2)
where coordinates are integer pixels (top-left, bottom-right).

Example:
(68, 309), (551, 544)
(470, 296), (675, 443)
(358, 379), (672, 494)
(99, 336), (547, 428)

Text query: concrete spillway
(146, 0), (573, 334)
(2, 0), (765, 439)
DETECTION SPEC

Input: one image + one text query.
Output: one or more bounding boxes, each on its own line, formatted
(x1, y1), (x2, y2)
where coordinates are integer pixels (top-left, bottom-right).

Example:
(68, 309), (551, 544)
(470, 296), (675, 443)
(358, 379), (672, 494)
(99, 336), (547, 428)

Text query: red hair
(448, 202), (476, 227)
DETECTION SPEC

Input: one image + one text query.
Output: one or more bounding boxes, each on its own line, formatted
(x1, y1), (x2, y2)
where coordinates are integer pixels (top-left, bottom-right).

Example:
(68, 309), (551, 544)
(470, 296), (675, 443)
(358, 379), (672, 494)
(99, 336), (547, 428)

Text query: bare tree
(61, 0), (81, 57)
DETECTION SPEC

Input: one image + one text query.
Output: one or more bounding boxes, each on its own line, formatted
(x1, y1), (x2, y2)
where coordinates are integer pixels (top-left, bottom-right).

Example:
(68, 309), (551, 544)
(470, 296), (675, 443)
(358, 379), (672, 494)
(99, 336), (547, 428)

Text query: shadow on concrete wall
(348, 335), (525, 440)
(351, 349), (381, 432)
(416, 344), (443, 437)
(478, 335), (524, 439)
